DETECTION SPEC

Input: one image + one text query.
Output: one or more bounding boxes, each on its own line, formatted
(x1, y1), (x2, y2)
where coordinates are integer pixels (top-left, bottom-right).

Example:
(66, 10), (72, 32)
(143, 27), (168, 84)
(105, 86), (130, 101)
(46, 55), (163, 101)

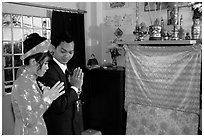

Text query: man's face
(53, 41), (74, 65)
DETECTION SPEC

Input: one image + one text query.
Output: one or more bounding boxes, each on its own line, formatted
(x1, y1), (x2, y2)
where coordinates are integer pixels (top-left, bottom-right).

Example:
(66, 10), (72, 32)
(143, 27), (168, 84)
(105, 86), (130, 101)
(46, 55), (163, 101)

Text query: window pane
(42, 18), (50, 29)
(14, 55), (23, 67)
(4, 69), (13, 81)
(2, 13), (11, 27)
(13, 28), (22, 41)
(46, 30), (51, 39)
(14, 41), (23, 54)
(33, 17), (42, 28)
(14, 68), (20, 80)
(5, 87), (12, 93)
(3, 28), (12, 40)
(33, 29), (42, 36)
(22, 15), (32, 28)
(42, 29), (47, 38)
(12, 14), (22, 27)
(3, 56), (13, 68)
(3, 42), (12, 54)
(23, 29), (33, 39)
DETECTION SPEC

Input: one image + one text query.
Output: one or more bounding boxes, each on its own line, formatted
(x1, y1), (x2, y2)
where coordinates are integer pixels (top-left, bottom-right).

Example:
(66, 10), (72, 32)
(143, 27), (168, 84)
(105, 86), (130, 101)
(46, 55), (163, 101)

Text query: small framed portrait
(106, 2), (129, 9)
(167, 7), (179, 25)
(144, 2), (161, 12)
(144, 2), (168, 12)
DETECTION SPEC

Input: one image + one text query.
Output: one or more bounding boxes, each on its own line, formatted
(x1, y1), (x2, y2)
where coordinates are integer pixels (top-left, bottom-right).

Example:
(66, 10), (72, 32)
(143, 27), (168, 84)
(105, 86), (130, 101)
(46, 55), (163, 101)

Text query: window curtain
(124, 45), (201, 135)
(51, 10), (86, 71)
(51, 10), (85, 134)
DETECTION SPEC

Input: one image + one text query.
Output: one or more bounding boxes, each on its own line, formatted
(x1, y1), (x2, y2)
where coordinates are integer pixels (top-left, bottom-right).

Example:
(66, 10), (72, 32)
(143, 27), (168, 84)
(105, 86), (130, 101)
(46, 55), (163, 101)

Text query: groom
(38, 31), (84, 135)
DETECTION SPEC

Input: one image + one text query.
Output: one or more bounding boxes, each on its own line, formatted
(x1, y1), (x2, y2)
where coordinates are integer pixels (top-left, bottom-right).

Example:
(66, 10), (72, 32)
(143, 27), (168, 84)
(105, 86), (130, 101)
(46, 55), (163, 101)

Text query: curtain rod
(6, 2), (87, 14)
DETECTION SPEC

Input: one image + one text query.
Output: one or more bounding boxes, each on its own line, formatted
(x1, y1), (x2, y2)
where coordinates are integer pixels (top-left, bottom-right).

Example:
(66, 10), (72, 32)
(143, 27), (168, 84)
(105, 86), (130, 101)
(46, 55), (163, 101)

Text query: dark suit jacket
(37, 60), (83, 135)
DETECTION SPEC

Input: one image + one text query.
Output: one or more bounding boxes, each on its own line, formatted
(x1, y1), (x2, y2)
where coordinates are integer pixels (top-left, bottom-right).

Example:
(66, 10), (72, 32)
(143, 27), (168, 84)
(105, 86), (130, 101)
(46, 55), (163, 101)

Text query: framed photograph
(167, 7), (179, 25)
(144, 2), (168, 12)
(144, 2), (161, 12)
(106, 2), (129, 9)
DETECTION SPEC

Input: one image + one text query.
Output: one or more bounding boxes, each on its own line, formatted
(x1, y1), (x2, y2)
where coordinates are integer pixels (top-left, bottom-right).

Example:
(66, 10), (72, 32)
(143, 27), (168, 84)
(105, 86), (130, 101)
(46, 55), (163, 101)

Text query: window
(2, 12), (51, 94)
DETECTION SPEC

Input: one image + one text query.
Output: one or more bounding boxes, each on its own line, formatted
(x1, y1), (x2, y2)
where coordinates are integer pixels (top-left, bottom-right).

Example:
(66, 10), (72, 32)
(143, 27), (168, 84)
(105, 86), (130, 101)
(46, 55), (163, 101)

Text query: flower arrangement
(107, 40), (123, 66)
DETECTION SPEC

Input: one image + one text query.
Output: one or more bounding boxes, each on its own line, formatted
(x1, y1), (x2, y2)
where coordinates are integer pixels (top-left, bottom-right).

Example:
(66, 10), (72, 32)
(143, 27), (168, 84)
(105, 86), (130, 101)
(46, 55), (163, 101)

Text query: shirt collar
(53, 58), (67, 73)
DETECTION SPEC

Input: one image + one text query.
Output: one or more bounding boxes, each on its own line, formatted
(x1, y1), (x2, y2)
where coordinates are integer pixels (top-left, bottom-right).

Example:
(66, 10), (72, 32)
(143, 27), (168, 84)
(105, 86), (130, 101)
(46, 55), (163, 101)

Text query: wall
(85, 2), (103, 65)
(101, 2), (136, 66)
(2, 2), (50, 17)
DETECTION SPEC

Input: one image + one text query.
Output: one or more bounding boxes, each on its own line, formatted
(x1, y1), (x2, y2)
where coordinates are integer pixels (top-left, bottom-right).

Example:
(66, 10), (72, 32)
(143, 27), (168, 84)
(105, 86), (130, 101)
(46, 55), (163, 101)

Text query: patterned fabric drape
(124, 45), (201, 135)
(126, 103), (199, 135)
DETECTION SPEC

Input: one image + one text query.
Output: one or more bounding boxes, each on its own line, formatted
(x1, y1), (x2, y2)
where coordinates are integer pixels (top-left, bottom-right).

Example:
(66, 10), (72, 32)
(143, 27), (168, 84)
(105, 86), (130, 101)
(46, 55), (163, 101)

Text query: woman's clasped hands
(42, 81), (65, 104)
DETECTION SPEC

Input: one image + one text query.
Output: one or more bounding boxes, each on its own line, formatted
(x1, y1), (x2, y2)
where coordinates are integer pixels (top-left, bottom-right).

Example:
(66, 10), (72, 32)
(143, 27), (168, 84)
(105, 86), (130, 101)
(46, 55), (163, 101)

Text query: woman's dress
(11, 69), (50, 135)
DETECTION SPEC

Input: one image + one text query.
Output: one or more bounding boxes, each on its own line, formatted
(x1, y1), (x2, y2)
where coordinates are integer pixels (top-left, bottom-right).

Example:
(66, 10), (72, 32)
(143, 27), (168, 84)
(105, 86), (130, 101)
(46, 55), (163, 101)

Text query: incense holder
(149, 24), (162, 40)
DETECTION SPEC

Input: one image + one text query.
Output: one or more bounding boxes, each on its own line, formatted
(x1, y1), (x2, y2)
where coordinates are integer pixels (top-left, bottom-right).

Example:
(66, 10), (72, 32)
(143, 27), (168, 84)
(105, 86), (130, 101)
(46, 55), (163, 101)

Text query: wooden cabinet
(82, 67), (126, 135)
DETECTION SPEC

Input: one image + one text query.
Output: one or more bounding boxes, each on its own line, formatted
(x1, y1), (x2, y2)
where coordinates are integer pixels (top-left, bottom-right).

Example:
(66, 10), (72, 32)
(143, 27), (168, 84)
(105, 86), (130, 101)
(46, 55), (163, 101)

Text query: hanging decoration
(104, 14), (133, 27)
(114, 28), (123, 39)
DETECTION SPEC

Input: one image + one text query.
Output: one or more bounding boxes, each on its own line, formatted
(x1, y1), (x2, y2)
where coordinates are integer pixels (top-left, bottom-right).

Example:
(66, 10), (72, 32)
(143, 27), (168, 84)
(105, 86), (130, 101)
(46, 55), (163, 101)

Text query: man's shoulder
(48, 59), (55, 66)
(48, 60), (58, 70)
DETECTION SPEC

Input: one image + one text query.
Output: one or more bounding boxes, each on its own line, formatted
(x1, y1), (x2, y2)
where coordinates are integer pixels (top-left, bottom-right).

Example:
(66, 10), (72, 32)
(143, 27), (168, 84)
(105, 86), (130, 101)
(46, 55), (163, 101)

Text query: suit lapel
(49, 60), (67, 83)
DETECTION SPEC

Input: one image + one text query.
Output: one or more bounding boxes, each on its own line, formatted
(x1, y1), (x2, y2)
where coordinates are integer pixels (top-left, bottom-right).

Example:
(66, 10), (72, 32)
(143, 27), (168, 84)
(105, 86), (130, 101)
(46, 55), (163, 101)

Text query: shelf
(116, 40), (197, 46)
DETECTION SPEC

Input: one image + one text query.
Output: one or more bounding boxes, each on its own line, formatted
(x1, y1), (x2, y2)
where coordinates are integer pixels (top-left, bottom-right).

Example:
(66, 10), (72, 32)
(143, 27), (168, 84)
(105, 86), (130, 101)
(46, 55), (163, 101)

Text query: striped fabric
(124, 45), (201, 114)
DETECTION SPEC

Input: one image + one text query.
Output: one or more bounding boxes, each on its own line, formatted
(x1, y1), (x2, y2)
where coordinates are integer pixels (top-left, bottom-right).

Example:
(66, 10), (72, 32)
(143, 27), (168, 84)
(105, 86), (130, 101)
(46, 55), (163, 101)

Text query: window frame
(2, 12), (51, 95)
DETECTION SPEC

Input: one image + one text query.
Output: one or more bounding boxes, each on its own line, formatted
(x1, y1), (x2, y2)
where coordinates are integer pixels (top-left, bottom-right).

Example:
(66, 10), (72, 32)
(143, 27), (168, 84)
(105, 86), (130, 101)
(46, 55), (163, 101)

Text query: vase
(191, 18), (201, 40)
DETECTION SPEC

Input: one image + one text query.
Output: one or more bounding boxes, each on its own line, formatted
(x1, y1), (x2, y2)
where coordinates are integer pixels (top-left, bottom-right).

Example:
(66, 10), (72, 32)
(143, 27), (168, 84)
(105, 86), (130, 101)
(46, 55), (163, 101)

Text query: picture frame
(167, 7), (179, 25)
(106, 2), (129, 9)
(144, 2), (168, 12)
(144, 2), (161, 12)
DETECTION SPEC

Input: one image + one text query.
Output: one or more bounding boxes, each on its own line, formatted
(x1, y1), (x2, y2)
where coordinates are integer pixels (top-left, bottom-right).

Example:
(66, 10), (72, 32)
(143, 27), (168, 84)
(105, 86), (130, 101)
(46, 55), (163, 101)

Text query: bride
(11, 33), (65, 135)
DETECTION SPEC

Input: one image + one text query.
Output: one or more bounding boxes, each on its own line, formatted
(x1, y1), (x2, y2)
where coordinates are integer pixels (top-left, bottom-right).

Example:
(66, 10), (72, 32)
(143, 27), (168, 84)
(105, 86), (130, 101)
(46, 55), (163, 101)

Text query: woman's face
(36, 57), (49, 77)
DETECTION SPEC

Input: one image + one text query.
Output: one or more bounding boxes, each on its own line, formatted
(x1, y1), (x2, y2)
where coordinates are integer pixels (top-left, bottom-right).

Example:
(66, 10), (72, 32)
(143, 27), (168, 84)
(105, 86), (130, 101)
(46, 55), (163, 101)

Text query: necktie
(65, 69), (69, 83)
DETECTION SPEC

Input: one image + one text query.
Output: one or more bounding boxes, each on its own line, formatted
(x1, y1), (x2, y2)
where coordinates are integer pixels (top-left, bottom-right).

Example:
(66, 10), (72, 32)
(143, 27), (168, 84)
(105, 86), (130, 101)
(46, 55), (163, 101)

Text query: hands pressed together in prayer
(40, 67), (84, 104)
(69, 67), (84, 91)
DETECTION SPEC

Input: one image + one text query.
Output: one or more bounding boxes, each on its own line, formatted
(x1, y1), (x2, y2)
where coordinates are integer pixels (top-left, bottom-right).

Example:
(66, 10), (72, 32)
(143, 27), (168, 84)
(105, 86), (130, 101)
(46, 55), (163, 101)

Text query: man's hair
(51, 31), (73, 48)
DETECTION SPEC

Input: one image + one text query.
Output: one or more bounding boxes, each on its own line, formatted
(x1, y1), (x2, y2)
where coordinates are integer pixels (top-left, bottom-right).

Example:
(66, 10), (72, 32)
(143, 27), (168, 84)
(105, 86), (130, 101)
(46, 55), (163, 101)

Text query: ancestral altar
(120, 40), (201, 135)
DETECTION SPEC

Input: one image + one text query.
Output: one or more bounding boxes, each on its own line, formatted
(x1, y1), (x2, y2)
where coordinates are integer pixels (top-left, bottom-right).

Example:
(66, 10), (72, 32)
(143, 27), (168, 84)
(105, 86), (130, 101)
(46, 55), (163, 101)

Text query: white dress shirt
(53, 58), (79, 93)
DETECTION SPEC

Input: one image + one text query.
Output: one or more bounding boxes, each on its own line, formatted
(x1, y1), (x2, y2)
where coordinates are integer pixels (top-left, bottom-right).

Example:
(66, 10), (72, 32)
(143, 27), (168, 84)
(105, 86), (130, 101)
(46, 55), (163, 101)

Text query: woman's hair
(23, 33), (52, 70)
